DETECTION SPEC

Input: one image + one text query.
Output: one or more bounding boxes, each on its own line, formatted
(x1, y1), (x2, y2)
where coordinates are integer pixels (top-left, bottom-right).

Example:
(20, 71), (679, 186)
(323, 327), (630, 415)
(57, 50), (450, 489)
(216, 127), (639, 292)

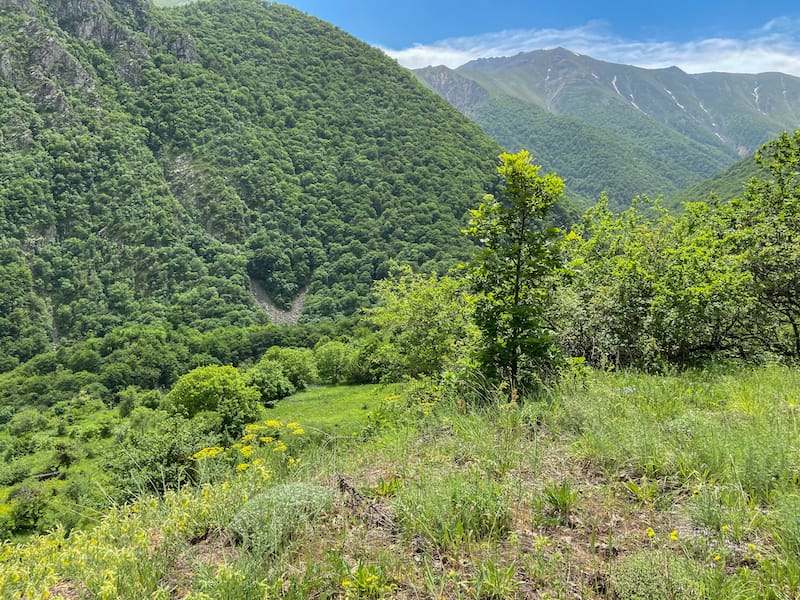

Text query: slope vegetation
(0, 0), (502, 368)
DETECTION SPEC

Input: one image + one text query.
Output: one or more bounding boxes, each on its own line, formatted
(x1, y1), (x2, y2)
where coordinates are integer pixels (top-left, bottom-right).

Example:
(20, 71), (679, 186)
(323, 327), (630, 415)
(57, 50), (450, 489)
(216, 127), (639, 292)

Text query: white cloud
(381, 19), (800, 76)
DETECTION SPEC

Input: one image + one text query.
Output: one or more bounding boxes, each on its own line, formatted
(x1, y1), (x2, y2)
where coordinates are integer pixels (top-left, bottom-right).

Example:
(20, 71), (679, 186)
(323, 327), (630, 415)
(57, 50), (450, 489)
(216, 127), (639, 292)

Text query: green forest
(3, 0), (800, 598)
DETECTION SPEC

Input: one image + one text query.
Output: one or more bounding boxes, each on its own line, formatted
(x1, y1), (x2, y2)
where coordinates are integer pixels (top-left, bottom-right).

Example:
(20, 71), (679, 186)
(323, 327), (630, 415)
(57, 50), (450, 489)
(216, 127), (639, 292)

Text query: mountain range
(415, 48), (800, 206)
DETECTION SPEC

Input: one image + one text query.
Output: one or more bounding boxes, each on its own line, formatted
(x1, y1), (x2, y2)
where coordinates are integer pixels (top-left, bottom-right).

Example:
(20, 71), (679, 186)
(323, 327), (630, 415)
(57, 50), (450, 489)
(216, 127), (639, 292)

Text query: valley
(1, 0), (800, 598)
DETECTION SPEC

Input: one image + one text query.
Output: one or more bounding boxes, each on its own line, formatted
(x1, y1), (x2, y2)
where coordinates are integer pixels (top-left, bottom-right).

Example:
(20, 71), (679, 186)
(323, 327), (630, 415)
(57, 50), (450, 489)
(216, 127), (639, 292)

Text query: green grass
(7, 367), (800, 598)
(263, 383), (406, 434)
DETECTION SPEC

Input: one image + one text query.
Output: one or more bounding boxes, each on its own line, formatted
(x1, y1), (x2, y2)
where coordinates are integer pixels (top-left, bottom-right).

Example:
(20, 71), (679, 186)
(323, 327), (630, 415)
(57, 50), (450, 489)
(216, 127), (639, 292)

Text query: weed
(341, 562), (395, 599)
(542, 480), (580, 524)
(469, 558), (518, 599)
(369, 473), (403, 498)
(610, 549), (701, 600)
(623, 475), (660, 505)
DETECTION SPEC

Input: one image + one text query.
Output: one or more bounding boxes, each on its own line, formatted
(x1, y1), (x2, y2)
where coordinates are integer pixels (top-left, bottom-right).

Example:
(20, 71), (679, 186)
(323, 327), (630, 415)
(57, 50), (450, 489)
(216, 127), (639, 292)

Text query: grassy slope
(669, 155), (762, 208)
(264, 383), (405, 434)
(5, 368), (800, 598)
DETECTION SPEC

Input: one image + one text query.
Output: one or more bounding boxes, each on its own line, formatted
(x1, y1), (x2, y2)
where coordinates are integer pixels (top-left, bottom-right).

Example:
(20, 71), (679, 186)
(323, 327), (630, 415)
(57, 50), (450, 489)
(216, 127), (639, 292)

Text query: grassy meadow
(3, 366), (800, 599)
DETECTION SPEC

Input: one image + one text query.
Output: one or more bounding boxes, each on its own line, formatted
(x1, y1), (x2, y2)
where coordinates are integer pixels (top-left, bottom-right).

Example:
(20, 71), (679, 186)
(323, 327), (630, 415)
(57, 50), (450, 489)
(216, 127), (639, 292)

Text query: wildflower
(238, 445), (254, 458)
(291, 427), (305, 435)
(342, 579), (352, 588)
(721, 524), (729, 532)
(265, 419), (282, 427)
(286, 421), (300, 429)
(273, 442), (287, 452)
(236, 463), (250, 472)
(713, 554), (721, 562)
(670, 530), (679, 541)
(259, 436), (274, 443)
(191, 446), (225, 461)
(646, 527), (655, 539)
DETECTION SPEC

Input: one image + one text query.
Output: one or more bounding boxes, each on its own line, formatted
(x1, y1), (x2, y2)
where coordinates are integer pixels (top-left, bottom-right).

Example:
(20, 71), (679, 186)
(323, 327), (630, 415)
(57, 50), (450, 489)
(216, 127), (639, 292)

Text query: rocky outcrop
(0, 0), (36, 14)
(414, 65), (490, 118)
(0, 18), (96, 112)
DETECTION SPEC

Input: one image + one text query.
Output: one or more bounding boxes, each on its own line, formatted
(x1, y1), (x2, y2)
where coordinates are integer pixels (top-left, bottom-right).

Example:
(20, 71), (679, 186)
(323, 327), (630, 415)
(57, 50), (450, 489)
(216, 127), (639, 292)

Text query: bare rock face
(415, 66), (490, 118)
(144, 23), (198, 63)
(0, 17), (96, 113)
(48, 0), (152, 84)
(0, 0), (197, 113)
(0, 0), (36, 13)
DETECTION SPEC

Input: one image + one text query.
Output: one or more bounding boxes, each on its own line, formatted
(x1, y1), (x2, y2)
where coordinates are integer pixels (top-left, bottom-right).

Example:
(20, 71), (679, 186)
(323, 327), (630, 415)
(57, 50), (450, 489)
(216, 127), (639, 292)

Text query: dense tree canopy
(0, 0), (502, 370)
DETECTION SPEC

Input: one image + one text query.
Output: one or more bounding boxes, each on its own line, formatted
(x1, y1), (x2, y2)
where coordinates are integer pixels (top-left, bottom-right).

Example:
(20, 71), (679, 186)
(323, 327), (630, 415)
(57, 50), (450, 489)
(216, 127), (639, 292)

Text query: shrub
(7, 408), (49, 436)
(167, 365), (260, 437)
(261, 347), (317, 390)
(245, 358), (294, 406)
(227, 482), (332, 555)
(314, 340), (356, 384)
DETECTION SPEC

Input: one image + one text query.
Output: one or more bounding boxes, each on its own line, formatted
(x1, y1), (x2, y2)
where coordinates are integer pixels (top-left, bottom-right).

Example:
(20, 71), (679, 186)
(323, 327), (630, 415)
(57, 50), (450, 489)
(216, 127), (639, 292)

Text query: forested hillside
(0, 0), (505, 369)
(416, 48), (800, 206)
(673, 154), (761, 205)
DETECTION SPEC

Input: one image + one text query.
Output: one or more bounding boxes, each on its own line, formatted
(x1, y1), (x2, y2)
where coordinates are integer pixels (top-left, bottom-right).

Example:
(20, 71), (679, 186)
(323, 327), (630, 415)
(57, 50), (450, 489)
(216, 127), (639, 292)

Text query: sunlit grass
(5, 367), (800, 598)
(264, 383), (406, 434)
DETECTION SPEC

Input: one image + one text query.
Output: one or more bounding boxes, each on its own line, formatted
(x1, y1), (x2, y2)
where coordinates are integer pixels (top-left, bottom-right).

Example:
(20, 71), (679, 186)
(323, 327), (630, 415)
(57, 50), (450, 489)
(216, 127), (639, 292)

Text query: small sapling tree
(464, 150), (564, 396)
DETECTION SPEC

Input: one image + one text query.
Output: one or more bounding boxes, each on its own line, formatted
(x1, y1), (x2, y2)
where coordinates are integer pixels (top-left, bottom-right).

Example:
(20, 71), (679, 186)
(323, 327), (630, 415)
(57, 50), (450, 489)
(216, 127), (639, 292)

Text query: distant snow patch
(629, 94), (645, 113)
(663, 87), (686, 111)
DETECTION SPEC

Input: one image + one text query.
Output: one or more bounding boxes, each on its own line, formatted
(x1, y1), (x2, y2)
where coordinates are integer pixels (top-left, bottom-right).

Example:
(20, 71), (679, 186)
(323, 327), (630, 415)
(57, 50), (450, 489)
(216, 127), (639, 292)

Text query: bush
(261, 347), (317, 390)
(227, 482), (332, 555)
(245, 358), (294, 406)
(314, 340), (356, 384)
(7, 408), (49, 436)
(167, 365), (260, 437)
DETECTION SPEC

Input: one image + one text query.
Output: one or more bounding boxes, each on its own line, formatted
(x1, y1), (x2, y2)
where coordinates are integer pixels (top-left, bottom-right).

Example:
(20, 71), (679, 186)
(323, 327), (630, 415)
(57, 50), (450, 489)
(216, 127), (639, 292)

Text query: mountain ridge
(415, 48), (800, 205)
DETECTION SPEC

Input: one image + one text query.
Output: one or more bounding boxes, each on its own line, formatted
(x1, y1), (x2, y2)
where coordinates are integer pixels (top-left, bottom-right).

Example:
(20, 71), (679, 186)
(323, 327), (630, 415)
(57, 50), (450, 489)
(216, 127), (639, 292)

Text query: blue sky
(279, 1), (800, 75)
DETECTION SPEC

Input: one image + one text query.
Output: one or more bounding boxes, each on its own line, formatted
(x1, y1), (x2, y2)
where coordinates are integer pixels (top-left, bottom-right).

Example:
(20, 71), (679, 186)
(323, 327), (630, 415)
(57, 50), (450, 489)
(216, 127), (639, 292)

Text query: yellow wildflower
(191, 446), (225, 461)
(291, 428), (305, 435)
(646, 527), (655, 539)
(670, 530), (679, 541)
(265, 419), (282, 427)
(236, 463), (250, 472)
